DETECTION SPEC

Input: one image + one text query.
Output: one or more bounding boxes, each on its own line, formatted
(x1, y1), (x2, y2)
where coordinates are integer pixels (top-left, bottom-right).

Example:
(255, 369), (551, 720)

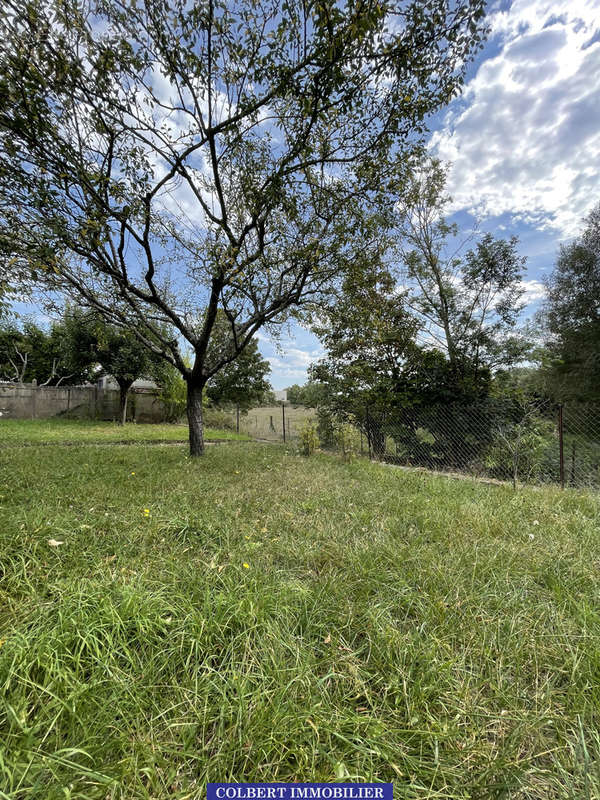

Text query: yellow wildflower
(243, 563), (250, 569)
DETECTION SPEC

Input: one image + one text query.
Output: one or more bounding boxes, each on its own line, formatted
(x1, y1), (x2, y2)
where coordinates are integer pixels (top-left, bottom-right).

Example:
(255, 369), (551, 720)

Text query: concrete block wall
(0, 383), (166, 423)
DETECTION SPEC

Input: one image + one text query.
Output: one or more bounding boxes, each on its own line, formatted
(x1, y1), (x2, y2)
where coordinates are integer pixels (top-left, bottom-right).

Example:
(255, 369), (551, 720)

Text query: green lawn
(0, 418), (249, 445)
(1, 428), (600, 798)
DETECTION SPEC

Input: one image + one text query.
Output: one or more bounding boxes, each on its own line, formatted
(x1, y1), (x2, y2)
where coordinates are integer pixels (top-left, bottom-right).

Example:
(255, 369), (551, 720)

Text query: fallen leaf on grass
(48, 539), (64, 547)
(323, 633), (331, 644)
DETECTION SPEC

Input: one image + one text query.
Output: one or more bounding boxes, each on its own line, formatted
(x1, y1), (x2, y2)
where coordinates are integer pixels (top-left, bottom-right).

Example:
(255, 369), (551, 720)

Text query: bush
(156, 371), (187, 423)
(203, 405), (236, 431)
(335, 423), (360, 461)
(300, 419), (319, 456)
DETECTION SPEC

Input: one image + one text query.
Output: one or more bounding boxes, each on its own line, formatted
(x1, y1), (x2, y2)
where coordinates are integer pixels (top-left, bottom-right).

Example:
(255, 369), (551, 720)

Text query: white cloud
(520, 278), (547, 304)
(430, 0), (600, 236)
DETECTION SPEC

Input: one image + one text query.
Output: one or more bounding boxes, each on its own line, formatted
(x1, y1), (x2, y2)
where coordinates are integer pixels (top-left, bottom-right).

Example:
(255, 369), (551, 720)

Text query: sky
(262, 0), (600, 390)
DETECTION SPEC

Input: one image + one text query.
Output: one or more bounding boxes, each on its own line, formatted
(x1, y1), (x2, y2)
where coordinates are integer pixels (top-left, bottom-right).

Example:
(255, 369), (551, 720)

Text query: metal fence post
(282, 402), (286, 443)
(558, 403), (565, 489)
(236, 404), (240, 434)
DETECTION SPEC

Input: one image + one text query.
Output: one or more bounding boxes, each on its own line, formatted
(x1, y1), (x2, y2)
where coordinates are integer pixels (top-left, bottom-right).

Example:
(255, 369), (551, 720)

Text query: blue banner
(207, 784), (393, 800)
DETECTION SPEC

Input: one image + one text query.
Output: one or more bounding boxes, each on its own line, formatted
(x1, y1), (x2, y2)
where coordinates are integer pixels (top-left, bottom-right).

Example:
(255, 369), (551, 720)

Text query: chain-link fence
(229, 400), (600, 491)
(330, 400), (600, 490)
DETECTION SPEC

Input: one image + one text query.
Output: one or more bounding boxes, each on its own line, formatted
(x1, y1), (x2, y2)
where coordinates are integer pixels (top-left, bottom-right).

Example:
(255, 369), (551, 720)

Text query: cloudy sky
(263, 0), (600, 390)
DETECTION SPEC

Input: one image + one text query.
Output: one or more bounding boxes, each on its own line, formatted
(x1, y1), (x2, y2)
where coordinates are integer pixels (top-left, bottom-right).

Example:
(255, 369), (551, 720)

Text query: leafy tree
(61, 308), (165, 424)
(0, 316), (92, 385)
(205, 317), (271, 411)
(0, 0), (487, 454)
(309, 262), (458, 454)
(542, 203), (600, 402)
(393, 160), (529, 394)
(286, 382), (326, 408)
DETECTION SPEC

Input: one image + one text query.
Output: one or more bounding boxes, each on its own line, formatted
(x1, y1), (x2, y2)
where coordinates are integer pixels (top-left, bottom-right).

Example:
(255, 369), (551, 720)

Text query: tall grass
(1, 435), (600, 798)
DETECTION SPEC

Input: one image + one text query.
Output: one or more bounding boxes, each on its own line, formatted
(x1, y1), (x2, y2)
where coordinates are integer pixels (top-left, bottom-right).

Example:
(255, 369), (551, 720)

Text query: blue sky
(263, 0), (600, 390)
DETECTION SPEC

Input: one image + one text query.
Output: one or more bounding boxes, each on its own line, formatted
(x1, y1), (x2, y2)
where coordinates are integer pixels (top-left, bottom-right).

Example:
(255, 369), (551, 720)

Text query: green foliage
(205, 316), (271, 410)
(542, 203), (600, 402)
(299, 419), (320, 456)
(62, 307), (166, 388)
(335, 423), (360, 461)
(202, 406), (237, 432)
(0, 316), (94, 385)
(286, 382), (326, 408)
(486, 413), (557, 487)
(415, 426), (435, 446)
(156, 366), (188, 423)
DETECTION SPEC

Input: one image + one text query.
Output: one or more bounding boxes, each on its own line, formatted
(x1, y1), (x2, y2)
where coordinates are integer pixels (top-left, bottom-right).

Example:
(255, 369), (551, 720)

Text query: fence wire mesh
(230, 400), (600, 491)
(354, 400), (600, 489)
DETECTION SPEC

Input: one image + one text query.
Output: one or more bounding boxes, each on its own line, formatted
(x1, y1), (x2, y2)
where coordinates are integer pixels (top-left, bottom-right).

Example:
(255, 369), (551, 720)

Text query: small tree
(205, 316), (271, 411)
(62, 309), (165, 424)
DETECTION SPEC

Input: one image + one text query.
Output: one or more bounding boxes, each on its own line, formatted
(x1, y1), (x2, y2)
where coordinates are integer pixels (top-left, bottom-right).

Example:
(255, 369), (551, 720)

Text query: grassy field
(0, 418), (249, 446)
(1, 425), (600, 798)
(239, 404), (316, 441)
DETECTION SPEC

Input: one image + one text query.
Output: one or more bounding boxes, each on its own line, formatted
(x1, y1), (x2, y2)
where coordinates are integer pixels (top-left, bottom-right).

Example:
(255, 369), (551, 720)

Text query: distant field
(0, 418), (250, 445)
(1, 422), (600, 797)
(239, 404), (316, 441)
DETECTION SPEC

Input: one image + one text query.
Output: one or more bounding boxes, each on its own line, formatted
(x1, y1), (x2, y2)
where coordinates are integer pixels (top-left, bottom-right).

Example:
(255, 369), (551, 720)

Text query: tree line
(285, 198), (600, 466)
(0, 307), (272, 425)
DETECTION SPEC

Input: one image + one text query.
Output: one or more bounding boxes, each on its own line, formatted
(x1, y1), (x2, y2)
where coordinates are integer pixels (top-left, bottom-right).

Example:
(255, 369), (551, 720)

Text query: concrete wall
(0, 382), (166, 423)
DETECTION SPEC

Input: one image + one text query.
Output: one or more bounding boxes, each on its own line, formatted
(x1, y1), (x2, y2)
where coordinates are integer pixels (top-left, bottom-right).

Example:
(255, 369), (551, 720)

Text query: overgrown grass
(1, 429), (600, 798)
(0, 418), (249, 445)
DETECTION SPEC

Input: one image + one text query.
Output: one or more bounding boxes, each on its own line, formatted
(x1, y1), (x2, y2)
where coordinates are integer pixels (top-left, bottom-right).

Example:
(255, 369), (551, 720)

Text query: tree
(393, 160), (529, 395)
(205, 317), (271, 411)
(61, 308), (166, 424)
(542, 203), (600, 402)
(309, 262), (458, 454)
(0, 316), (93, 385)
(0, 0), (488, 455)
(286, 382), (327, 407)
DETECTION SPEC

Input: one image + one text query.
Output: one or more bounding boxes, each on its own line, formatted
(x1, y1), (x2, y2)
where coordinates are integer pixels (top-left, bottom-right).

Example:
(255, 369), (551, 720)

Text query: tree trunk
(117, 380), (133, 426)
(187, 379), (205, 457)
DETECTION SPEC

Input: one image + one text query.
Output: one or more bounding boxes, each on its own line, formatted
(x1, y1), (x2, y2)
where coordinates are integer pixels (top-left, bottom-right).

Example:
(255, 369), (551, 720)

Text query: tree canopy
(61, 308), (167, 423)
(0, 0), (488, 453)
(391, 160), (529, 395)
(541, 203), (600, 402)
(205, 315), (271, 410)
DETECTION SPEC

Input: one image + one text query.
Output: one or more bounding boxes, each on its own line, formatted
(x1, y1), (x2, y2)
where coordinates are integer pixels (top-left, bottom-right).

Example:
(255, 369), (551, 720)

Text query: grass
(0, 418), (249, 446)
(239, 404), (316, 441)
(1, 424), (600, 798)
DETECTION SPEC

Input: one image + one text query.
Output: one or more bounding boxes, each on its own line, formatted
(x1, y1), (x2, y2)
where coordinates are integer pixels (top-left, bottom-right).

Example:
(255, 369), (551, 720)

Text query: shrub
(336, 423), (360, 461)
(156, 371), (187, 423)
(203, 405), (236, 431)
(300, 419), (319, 456)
